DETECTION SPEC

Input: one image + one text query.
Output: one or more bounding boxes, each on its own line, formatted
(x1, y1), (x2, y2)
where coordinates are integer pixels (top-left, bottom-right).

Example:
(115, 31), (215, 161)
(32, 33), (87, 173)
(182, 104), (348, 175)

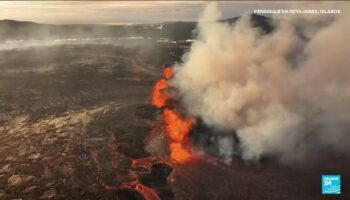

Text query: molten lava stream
(99, 165), (161, 200)
(99, 180), (160, 200)
(120, 181), (160, 200)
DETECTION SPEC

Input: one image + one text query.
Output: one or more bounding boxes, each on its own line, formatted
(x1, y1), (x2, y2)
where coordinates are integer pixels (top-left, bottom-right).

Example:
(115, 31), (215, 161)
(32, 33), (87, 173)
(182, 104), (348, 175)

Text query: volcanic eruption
(151, 66), (194, 163)
(171, 2), (350, 164)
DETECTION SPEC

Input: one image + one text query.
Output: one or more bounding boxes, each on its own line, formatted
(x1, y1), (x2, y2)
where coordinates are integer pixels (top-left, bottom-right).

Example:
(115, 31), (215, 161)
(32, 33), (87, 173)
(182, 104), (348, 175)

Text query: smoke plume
(171, 3), (350, 164)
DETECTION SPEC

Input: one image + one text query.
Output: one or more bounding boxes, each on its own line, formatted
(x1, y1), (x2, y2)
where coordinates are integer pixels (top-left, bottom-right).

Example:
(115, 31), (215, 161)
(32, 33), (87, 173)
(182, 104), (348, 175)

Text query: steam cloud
(171, 3), (350, 164)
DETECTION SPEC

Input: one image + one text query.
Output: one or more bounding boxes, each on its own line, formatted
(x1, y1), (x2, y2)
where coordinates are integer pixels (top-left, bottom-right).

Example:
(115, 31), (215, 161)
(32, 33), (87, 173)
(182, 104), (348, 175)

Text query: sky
(0, 1), (299, 25)
(0, 1), (346, 25)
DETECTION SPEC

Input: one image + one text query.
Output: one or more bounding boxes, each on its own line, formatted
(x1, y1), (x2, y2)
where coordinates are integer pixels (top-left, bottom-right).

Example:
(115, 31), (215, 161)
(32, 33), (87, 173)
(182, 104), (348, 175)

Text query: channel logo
(321, 175), (341, 195)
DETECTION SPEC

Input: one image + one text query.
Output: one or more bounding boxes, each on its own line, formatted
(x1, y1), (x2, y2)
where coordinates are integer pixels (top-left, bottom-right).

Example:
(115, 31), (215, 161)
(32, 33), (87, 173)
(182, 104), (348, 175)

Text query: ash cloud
(172, 2), (350, 164)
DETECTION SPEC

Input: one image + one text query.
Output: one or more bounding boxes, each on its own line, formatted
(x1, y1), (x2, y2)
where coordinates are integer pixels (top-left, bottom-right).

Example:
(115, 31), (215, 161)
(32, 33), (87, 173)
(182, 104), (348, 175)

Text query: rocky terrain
(0, 43), (178, 199)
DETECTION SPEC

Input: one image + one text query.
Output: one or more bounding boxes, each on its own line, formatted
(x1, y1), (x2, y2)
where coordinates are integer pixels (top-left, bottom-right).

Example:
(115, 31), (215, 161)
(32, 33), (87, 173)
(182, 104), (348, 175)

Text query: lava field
(0, 42), (349, 200)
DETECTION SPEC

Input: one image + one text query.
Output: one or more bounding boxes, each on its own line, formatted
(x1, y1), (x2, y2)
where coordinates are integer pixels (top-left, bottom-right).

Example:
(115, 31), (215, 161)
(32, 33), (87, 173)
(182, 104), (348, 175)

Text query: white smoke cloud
(172, 2), (350, 164)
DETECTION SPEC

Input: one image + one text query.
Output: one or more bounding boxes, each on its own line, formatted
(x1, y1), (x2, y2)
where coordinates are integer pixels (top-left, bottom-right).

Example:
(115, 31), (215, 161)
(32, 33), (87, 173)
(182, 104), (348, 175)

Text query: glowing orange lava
(151, 79), (169, 108)
(163, 108), (193, 163)
(162, 66), (173, 79)
(122, 182), (160, 200)
(151, 66), (174, 108)
(151, 66), (194, 163)
(162, 108), (193, 143)
(169, 143), (191, 163)
(100, 180), (160, 200)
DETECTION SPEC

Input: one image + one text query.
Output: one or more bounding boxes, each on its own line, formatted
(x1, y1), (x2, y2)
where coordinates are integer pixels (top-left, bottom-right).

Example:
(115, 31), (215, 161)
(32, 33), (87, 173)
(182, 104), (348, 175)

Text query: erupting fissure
(151, 66), (194, 163)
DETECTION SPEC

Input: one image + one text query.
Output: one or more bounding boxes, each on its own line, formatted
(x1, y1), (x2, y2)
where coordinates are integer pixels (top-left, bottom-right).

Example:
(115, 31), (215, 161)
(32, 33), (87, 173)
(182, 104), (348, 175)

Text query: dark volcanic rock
(140, 163), (174, 200)
(117, 189), (145, 200)
(0, 44), (169, 200)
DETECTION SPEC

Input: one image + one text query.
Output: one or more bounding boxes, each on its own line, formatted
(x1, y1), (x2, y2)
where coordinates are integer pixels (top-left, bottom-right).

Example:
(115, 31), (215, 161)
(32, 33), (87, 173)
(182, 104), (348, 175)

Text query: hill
(0, 14), (273, 41)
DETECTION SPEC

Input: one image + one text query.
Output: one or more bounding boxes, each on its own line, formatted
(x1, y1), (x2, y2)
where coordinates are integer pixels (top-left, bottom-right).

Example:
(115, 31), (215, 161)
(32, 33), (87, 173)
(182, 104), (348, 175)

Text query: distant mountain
(0, 19), (147, 41)
(0, 14), (274, 41)
(222, 14), (274, 33)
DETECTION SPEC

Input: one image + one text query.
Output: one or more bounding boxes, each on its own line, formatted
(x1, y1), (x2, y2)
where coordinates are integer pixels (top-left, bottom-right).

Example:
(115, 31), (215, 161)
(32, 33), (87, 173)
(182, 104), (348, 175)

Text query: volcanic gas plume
(151, 66), (194, 163)
(170, 2), (350, 164)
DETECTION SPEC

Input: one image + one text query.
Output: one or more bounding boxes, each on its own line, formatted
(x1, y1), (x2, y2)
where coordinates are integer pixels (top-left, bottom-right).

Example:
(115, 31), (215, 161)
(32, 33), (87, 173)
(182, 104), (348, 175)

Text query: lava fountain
(151, 66), (194, 163)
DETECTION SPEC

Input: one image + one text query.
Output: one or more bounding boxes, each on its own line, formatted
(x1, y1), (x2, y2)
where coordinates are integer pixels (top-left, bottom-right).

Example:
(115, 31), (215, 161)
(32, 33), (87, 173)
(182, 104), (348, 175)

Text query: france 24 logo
(322, 175), (341, 194)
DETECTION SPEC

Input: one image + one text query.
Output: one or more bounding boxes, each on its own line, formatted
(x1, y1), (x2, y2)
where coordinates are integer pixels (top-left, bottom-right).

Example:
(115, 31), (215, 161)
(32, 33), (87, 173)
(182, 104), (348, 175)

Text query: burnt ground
(0, 43), (349, 200)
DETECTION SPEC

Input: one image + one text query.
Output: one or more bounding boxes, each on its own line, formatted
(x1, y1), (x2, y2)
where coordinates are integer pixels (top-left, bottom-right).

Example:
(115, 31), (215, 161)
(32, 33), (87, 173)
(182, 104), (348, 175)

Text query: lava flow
(98, 147), (166, 200)
(99, 179), (160, 200)
(151, 66), (194, 163)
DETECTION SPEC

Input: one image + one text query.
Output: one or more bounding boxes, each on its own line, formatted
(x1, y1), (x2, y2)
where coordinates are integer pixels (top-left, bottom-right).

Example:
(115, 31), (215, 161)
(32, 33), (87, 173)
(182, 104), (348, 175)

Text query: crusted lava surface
(0, 43), (175, 200)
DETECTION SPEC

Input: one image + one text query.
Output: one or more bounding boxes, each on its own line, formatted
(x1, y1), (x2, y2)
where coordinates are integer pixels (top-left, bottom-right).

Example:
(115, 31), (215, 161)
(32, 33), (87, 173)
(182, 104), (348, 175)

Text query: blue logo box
(322, 175), (341, 194)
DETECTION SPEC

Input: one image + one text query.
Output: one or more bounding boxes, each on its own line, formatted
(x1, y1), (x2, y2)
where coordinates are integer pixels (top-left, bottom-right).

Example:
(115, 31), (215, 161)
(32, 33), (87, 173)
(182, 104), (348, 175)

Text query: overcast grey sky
(0, 1), (343, 25)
